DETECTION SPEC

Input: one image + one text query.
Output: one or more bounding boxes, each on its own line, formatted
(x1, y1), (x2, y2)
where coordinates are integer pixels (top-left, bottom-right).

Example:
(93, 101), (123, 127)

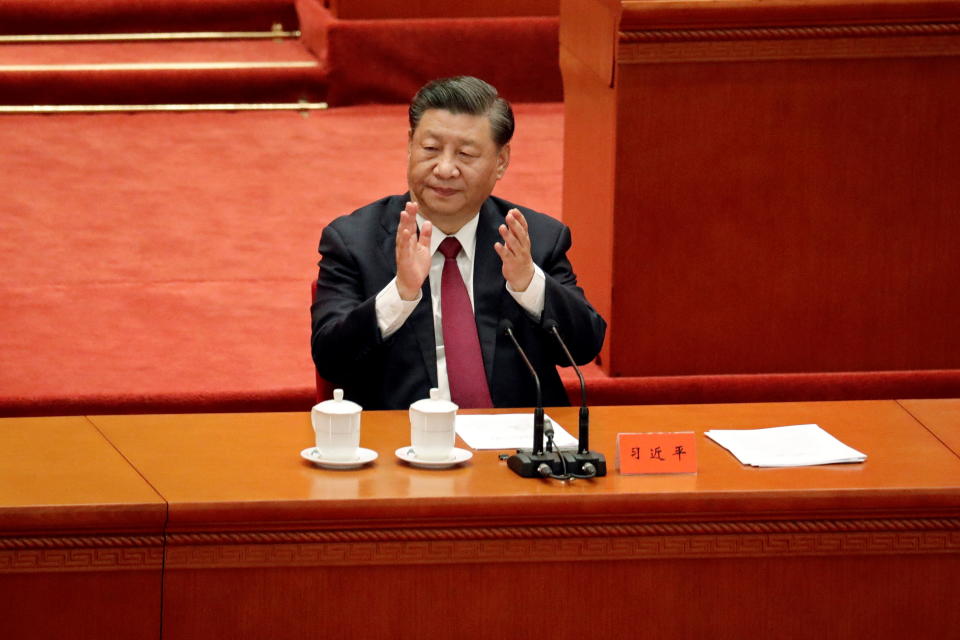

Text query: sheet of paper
(705, 423), (866, 467)
(455, 413), (578, 450)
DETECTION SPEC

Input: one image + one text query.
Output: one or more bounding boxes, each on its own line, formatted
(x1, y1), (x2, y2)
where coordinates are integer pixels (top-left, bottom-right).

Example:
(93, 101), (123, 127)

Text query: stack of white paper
(455, 414), (577, 450)
(705, 423), (867, 467)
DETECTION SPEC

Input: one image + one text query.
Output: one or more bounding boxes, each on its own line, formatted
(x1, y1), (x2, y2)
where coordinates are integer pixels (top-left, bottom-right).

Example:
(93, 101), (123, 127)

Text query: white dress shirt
(374, 212), (545, 402)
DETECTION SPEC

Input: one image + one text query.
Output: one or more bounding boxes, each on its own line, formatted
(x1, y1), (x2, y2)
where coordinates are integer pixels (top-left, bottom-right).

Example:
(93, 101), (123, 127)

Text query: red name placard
(617, 432), (698, 475)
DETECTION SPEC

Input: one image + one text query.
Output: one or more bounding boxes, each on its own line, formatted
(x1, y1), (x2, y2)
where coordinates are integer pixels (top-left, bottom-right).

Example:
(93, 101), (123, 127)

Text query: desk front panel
(90, 401), (960, 639)
(0, 416), (164, 640)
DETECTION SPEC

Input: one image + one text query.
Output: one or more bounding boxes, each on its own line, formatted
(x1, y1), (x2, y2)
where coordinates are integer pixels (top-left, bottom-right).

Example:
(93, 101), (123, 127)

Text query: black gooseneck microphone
(500, 319), (562, 477)
(544, 319), (588, 452)
(500, 319), (544, 454)
(544, 319), (607, 478)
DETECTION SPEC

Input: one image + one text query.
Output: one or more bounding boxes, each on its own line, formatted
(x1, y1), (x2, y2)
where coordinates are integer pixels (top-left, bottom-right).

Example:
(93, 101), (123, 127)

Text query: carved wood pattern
(617, 22), (960, 63)
(0, 535), (164, 573)
(167, 517), (960, 544)
(164, 519), (960, 569)
(620, 22), (960, 43)
(0, 535), (164, 549)
(7, 523), (955, 572)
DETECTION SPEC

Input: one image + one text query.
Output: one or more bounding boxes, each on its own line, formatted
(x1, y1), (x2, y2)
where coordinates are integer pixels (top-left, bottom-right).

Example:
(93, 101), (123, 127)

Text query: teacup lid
(313, 388), (362, 415)
(409, 388), (458, 414)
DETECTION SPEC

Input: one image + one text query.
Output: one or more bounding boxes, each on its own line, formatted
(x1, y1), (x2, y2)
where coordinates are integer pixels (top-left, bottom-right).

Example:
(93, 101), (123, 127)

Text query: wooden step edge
(0, 61), (320, 72)
(0, 28), (301, 44)
(0, 101), (328, 114)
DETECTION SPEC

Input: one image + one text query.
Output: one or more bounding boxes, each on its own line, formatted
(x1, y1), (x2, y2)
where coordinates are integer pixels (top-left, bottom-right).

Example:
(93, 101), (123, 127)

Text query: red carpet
(0, 40), (317, 65)
(294, 0), (562, 106)
(0, 0), (299, 35)
(0, 103), (564, 416)
(317, 15), (562, 106)
(0, 40), (326, 105)
(2, 2), (562, 108)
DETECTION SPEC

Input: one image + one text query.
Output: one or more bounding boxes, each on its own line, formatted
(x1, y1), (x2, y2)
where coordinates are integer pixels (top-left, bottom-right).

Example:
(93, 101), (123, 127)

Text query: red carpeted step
(323, 0), (558, 20)
(322, 16), (562, 106)
(0, 0), (299, 35)
(0, 40), (319, 65)
(0, 39), (326, 105)
(296, 0), (562, 106)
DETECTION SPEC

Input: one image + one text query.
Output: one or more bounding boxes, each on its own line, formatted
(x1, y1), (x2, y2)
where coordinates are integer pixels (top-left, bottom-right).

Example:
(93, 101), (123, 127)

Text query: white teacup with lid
(409, 388), (458, 461)
(311, 389), (362, 461)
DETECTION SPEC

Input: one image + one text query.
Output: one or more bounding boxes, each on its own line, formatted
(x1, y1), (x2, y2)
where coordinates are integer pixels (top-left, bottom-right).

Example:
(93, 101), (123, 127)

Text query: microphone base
(506, 450), (564, 478)
(506, 449), (607, 478)
(561, 450), (607, 477)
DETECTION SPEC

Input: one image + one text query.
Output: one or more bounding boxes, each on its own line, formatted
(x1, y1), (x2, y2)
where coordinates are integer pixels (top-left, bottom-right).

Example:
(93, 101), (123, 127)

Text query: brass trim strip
(0, 29), (301, 44)
(0, 101), (328, 114)
(0, 61), (319, 72)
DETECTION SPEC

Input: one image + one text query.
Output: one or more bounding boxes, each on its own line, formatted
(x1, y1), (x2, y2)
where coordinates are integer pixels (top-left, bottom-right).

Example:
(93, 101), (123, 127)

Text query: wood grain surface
(900, 398), (960, 457)
(89, 401), (960, 531)
(85, 402), (958, 640)
(3, 400), (957, 639)
(0, 416), (164, 640)
(561, 0), (960, 378)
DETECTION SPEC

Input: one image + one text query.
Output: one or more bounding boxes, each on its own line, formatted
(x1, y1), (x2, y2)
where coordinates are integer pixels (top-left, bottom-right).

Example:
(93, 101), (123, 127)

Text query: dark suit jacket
(310, 193), (606, 410)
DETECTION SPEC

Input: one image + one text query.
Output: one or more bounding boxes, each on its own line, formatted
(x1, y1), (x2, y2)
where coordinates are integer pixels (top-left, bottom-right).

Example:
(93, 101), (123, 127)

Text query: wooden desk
(0, 416), (165, 640)
(901, 398), (960, 457)
(88, 401), (960, 639)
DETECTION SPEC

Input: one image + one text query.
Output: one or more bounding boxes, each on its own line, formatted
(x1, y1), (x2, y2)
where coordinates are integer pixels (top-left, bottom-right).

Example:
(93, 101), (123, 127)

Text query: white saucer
(394, 446), (473, 469)
(300, 447), (378, 470)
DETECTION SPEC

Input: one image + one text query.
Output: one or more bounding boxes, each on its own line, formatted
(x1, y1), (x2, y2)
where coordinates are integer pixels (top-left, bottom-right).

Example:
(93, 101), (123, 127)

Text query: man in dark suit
(311, 76), (605, 410)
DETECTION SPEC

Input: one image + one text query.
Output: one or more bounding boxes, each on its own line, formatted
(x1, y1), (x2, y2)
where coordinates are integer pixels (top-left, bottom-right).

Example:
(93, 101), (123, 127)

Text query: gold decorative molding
(165, 519), (960, 569)
(0, 102), (328, 115)
(0, 28), (301, 44)
(618, 22), (960, 63)
(0, 535), (164, 573)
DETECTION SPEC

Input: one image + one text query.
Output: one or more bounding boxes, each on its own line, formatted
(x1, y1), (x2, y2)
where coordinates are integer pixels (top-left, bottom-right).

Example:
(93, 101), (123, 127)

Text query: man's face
(407, 108), (510, 232)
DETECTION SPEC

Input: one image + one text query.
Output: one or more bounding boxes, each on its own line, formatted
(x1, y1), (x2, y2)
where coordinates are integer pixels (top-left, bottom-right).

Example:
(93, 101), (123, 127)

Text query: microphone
(500, 319), (544, 454)
(500, 319), (562, 478)
(544, 319), (607, 478)
(544, 320), (588, 452)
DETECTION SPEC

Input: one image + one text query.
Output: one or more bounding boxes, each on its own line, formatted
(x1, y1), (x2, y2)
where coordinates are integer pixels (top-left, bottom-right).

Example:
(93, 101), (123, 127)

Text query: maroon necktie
(438, 237), (493, 408)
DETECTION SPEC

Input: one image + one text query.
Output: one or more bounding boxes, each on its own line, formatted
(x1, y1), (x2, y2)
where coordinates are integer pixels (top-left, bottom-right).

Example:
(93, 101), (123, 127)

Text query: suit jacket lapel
(473, 200), (506, 386)
(378, 195), (437, 388)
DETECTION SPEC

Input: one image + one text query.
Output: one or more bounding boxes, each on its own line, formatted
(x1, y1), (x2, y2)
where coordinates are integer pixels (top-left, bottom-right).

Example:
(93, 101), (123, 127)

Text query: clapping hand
(395, 201), (432, 300)
(495, 208), (534, 292)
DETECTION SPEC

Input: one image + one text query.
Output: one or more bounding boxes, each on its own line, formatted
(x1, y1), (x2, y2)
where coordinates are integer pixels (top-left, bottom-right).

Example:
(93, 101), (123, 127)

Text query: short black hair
(408, 76), (515, 147)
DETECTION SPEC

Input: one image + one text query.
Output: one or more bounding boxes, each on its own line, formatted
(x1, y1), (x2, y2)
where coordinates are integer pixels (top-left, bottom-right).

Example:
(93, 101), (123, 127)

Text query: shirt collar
(417, 212), (480, 262)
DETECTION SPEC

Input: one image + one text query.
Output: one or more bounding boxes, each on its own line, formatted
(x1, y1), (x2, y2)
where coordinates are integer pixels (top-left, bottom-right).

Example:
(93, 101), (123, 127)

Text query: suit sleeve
(538, 223), (607, 366)
(310, 222), (385, 383)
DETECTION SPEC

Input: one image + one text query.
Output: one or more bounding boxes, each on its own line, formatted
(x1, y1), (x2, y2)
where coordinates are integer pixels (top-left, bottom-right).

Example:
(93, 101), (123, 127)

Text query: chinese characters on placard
(631, 445), (686, 462)
(619, 432), (697, 474)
